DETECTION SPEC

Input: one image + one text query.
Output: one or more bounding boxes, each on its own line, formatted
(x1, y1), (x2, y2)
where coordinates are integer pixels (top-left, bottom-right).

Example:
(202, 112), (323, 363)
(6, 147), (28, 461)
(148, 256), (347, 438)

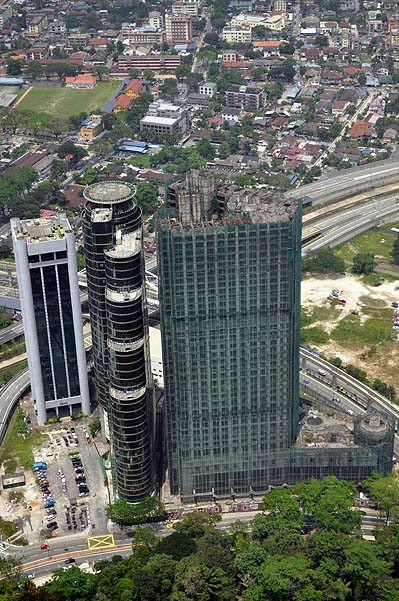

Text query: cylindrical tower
(82, 181), (153, 502)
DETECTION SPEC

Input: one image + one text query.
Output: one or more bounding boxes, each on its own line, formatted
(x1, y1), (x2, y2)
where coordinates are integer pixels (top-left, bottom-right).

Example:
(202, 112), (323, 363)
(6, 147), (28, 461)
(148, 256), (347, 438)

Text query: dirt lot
(301, 273), (399, 390)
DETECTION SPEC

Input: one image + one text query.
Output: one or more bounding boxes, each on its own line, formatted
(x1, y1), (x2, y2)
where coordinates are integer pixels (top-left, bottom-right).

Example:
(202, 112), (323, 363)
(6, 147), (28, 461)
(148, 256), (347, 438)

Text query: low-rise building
(222, 27), (252, 44)
(80, 114), (104, 140)
(125, 78), (143, 97)
(140, 100), (189, 137)
(27, 13), (48, 37)
(121, 24), (165, 47)
(226, 84), (265, 110)
(199, 82), (217, 97)
(172, 0), (199, 16)
(114, 54), (181, 73)
(48, 19), (66, 35)
(65, 74), (97, 89)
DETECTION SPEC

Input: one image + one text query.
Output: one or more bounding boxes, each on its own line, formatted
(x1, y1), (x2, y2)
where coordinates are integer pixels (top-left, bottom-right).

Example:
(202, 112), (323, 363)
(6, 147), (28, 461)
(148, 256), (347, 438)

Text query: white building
(12, 215), (90, 424)
(199, 82), (217, 97)
(222, 27), (252, 43)
(140, 101), (189, 137)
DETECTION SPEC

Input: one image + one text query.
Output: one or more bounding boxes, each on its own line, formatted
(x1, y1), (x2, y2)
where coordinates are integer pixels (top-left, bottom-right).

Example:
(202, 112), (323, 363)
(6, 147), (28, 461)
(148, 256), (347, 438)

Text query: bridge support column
(301, 357), (307, 371)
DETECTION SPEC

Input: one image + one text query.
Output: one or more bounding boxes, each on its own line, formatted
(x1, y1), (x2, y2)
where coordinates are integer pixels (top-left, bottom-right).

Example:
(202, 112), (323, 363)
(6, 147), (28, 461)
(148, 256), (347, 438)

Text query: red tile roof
(114, 94), (133, 110)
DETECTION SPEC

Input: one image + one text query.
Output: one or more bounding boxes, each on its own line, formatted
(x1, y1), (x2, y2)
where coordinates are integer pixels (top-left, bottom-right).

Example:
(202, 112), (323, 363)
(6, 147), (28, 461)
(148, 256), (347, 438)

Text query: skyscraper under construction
(157, 172), (302, 500)
(82, 181), (153, 502)
(157, 170), (393, 502)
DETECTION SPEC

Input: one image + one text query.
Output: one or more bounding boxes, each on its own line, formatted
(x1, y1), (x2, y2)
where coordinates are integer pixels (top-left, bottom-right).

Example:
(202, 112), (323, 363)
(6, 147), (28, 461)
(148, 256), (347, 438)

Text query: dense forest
(1, 474), (399, 601)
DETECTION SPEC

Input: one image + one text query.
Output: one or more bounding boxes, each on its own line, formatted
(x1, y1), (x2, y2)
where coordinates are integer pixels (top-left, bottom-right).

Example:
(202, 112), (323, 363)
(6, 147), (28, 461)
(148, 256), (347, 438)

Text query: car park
(47, 521), (57, 529)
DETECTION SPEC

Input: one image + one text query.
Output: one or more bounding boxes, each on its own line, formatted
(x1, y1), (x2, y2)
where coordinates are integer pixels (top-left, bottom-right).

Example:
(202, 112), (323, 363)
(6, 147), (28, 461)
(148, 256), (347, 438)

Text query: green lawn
(335, 230), (397, 264)
(0, 406), (45, 473)
(16, 81), (119, 120)
(330, 314), (392, 349)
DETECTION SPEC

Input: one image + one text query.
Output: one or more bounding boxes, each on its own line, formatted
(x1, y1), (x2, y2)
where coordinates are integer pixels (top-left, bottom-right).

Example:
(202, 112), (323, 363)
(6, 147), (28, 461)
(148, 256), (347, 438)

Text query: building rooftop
(83, 181), (135, 205)
(11, 214), (72, 243)
(218, 185), (299, 224)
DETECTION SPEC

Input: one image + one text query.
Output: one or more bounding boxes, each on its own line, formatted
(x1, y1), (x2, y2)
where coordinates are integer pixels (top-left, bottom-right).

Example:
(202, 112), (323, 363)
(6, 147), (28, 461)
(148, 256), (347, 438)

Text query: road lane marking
(87, 534), (115, 550)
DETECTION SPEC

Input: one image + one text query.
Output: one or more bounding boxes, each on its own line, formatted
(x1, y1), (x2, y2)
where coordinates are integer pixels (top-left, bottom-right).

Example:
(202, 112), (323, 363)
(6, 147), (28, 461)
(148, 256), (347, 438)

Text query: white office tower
(11, 215), (90, 424)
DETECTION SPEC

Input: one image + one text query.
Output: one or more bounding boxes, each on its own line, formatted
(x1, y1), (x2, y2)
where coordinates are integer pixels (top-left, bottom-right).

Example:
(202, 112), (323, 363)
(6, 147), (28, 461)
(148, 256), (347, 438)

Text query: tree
(260, 487), (302, 524)
(25, 61), (43, 79)
(302, 248), (346, 274)
(174, 511), (222, 538)
(175, 64), (192, 79)
(343, 538), (391, 601)
(79, 166), (99, 186)
(161, 78), (178, 99)
(314, 34), (329, 47)
(391, 237), (399, 265)
(83, 12), (100, 29)
(65, 14), (78, 29)
(197, 138), (215, 160)
(358, 72), (366, 85)
(107, 496), (165, 525)
(44, 566), (96, 601)
(243, 553), (313, 601)
(143, 69), (155, 81)
(352, 252), (374, 275)
(50, 159), (68, 182)
(155, 531), (198, 561)
(135, 181), (159, 216)
(294, 476), (361, 533)
(363, 472), (399, 524)
(58, 141), (87, 163)
(6, 59), (22, 76)
(218, 141), (231, 159)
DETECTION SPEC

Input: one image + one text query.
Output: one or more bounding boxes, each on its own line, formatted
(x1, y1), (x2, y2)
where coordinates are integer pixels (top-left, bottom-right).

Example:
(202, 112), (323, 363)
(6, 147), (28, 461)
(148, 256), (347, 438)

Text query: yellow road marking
(87, 534), (115, 550)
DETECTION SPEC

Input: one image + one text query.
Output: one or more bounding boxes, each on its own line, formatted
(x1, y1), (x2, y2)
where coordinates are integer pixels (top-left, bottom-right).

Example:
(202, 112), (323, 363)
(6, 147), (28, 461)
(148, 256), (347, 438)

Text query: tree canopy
(0, 477), (397, 600)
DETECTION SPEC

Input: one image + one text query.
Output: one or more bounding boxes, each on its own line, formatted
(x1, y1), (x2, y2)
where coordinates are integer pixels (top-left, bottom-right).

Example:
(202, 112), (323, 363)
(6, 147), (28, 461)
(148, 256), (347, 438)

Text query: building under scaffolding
(156, 170), (394, 502)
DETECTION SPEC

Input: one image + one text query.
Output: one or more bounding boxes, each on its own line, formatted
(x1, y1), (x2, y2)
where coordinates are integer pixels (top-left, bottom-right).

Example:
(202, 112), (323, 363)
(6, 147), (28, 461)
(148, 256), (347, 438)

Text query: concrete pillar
(12, 231), (47, 425)
(65, 232), (91, 416)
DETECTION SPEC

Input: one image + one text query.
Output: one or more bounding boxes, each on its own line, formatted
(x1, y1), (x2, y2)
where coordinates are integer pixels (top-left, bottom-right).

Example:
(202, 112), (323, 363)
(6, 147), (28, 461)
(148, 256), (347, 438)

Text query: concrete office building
(156, 173), (394, 502)
(11, 215), (90, 425)
(82, 181), (154, 502)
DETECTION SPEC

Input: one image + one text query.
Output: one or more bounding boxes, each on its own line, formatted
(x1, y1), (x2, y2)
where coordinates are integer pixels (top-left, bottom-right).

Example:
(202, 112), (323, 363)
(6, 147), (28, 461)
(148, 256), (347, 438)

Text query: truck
(33, 462), (47, 472)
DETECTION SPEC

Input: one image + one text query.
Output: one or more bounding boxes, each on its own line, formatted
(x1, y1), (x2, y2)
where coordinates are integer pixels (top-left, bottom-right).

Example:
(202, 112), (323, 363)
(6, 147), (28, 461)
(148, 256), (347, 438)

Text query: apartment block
(165, 13), (192, 44)
(226, 84), (265, 110)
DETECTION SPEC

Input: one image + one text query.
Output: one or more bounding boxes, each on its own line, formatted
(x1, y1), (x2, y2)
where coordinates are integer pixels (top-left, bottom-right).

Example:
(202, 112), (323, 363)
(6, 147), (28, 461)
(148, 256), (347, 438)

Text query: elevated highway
(286, 157), (399, 207)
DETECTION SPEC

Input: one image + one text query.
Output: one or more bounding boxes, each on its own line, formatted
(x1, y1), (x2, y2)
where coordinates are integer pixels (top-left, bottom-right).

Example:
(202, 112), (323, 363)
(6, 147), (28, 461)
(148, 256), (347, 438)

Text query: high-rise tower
(156, 174), (302, 500)
(82, 181), (153, 502)
(12, 214), (90, 424)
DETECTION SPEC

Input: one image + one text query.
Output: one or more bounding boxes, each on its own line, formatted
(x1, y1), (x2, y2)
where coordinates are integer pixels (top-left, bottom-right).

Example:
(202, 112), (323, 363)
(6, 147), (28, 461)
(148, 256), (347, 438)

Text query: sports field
(16, 81), (119, 119)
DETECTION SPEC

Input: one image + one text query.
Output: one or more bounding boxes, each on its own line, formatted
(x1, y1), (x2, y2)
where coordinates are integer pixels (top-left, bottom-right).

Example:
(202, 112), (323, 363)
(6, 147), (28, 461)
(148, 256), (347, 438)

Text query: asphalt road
(287, 157), (399, 203)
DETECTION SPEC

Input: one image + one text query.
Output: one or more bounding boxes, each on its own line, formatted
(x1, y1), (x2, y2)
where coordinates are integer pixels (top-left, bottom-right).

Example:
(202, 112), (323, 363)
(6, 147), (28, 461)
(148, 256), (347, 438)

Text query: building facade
(164, 13), (192, 44)
(12, 215), (90, 425)
(156, 174), (394, 502)
(221, 27), (252, 44)
(140, 101), (189, 138)
(114, 54), (181, 74)
(82, 181), (154, 502)
(226, 84), (265, 109)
